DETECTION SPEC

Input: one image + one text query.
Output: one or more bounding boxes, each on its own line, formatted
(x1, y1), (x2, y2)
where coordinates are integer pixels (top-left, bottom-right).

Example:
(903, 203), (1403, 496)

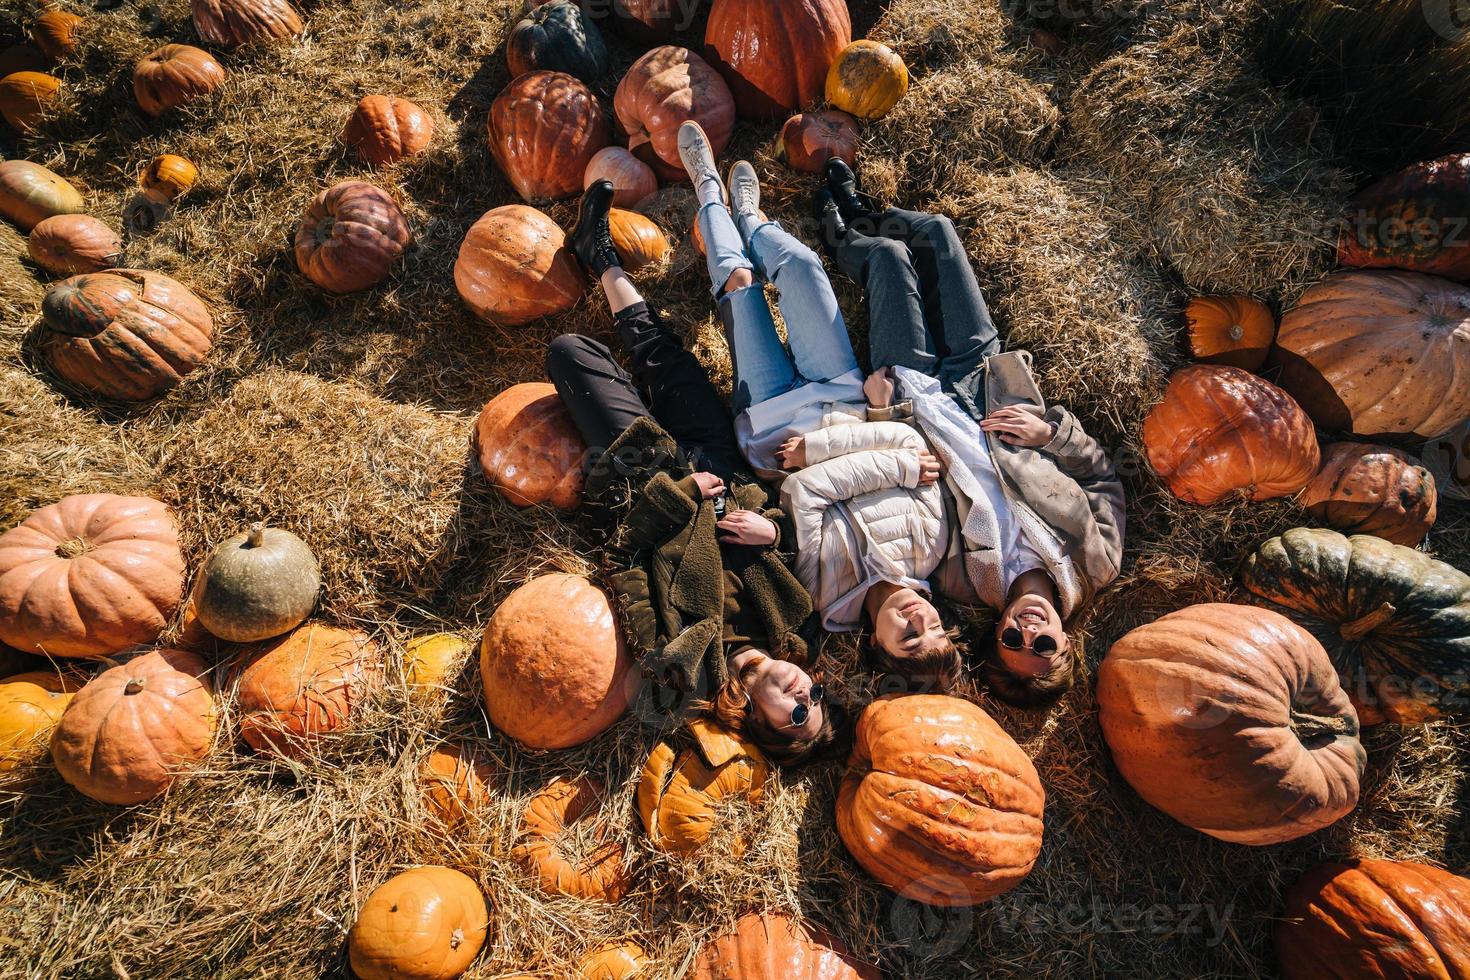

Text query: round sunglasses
(750, 683), (826, 728)
(1000, 628), (1058, 656)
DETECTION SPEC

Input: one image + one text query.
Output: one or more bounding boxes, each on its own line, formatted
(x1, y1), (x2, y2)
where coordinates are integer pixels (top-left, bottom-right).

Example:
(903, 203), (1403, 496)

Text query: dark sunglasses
(752, 683), (825, 728)
(1001, 628), (1058, 656)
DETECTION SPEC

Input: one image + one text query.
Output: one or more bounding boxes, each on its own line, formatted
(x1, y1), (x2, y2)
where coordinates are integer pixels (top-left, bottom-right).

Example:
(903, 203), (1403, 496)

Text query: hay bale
(868, 0), (1025, 70)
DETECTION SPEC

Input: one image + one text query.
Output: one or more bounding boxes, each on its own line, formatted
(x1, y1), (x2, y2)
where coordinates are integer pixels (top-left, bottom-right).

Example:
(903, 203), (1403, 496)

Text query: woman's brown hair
(861, 628), (965, 694)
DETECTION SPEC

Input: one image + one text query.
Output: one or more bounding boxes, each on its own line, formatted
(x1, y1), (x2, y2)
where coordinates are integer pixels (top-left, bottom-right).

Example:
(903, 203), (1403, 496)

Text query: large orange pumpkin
(1276, 859), (1470, 979)
(0, 669), (82, 772)
(704, 0), (852, 120)
(51, 647), (215, 804)
(776, 110), (859, 174)
(232, 623), (383, 759)
(576, 942), (649, 980)
(293, 180), (411, 293)
(342, 95), (433, 168)
(1142, 364), (1320, 505)
(454, 205), (586, 326)
(837, 694), (1044, 908)
(1272, 270), (1470, 439)
(0, 159), (84, 232)
(514, 776), (630, 903)
(1302, 442), (1437, 545)
(614, 46), (735, 182)
(489, 71), (609, 203)
(1337, 152), (1470, 281)
(689, 913), (880, 980)
(1097, 603), (1365, 845)
(474, 382), (586, 510)
(0, 494), (183, 658)
(191, 0), (303, 49)
(0, 70), (61, 132)
(637, 718), (770, 854)
(825, 40), (908, 121)
(28, 215), (122, 276)
(481, 574), (633, 749)
(348, 866), (489, 980)
(609, 208), (670, 272)
(132, 44), (225, 117)
(584, 146), (658, 209)
(39, 269), (214, 402)
(419, 741), (496, 829)
(1184, 293), (1277, 371)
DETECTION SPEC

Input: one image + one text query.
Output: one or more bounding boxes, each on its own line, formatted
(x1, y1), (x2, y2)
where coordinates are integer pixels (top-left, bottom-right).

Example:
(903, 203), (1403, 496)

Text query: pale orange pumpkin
(1185, 293), (1277, 371)
(132, 44), (224, 117)
(489, 70), (610, 202)
(514, 776), (630, 902)
(0, 159), (83, 232)
(609, 208), (671, 272)
(584, 147), (658, 209)
(27, 214), (122, 276)
(637, 718), (769, 854)
(0, 669), (82, 772)
(689, 913), (880, 979)
(348, 866), (489, 980)
(0, 71), (61, 132)
(1302, 442), (1437, 545)
(454, 205), (586, 326)
(615, 46), (736, 182)
(419, 741), (496, 829)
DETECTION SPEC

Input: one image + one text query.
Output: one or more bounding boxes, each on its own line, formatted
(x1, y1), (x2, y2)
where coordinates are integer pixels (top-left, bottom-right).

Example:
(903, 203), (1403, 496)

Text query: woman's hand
(917, 450), (944, 486)
(776, 435), (807, 470)
(691, 471), (726, 499)
(864, 367), (896, 409)
(717, 509), (778, 546)
(981, 406), (1054, 448)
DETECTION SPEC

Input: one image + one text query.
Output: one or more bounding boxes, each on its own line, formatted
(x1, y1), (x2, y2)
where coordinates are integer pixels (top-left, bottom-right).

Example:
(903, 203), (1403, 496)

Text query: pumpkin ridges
(614, 46), (736, 181)
(454, 205), (586, 326)
(0, 159), (85, 232)
(704, 0), (852, 120)
(475, 383), (586, 510)
(0, 71), (62, 132)
(489, 70), (610, 202)
(515, 776), (630, 902)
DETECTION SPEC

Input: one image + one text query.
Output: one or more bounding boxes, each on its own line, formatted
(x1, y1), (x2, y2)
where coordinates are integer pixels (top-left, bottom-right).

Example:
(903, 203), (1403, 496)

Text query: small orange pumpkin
(348, 866), (489, 980)
(1302, 442), (1438, 545)
(0, 71), (62, 132)
(576, 942), (649, 980)
(514, 776), (630, 903)
(825, 40), (908, 121)
(637, 718), (769, 854)
(31, 10), (84, 61)
(777, 110), (859, 173)
(584, 146), (658, 209)
(293, 180), (412, 293)
(609, 208), (670, 272)
(342, 95), (434, 168)
(1184, 294), (1276, 371)
(27, 215), (122, 276)
(0, 669), (82, 772)
(140, 155), (198, 202)
(474, 382), (586, 510)
(419, 741), (496, 829)
(454, 205), (586, 326)
(133, 44), (224, 117)
(404, 633), (472, 693)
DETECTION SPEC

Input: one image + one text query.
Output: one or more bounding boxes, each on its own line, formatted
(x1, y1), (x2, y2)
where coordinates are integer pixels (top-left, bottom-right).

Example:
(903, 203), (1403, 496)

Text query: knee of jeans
(915, 213), (961, 246)
(546, 333), (596, 381)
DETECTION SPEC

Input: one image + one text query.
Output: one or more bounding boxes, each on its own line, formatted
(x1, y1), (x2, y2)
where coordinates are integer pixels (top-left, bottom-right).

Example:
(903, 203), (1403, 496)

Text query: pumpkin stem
(246, 522), (266, 548)
(449, 928), (463, 950)
(55, 536), (91, 559)
(1227, 323), (1244, 341)
(124, 678), (145, 695)
(1340, 602), (1396, 642)
(1289, 708), (1355, 745)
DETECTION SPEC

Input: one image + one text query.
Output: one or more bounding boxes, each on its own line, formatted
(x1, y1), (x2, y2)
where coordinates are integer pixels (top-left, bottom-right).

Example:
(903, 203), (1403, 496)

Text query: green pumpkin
(192, 523), (321, 643)
(1239, 527), (1470, 725)
(506, 1), (609, 86)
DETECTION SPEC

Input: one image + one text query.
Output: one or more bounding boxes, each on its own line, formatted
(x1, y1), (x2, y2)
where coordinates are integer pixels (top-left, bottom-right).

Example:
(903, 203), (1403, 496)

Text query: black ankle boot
(824, 158), (880, 224)
(571, 180), (621, 277)
(812, 188), (847, 258)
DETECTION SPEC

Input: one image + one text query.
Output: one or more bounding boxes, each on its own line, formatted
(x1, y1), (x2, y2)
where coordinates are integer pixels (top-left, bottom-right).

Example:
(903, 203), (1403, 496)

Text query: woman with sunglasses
(812, 160), (1127, 707)
(697, 650), (845, 767)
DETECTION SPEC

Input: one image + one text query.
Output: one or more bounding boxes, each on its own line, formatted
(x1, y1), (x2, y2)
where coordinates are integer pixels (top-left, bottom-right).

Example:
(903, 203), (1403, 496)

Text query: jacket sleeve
(781, 449), (923, 516)
(803, 420), (926, 465)
(604, 472), (699, 571)
(1040, 405), (1126, 573)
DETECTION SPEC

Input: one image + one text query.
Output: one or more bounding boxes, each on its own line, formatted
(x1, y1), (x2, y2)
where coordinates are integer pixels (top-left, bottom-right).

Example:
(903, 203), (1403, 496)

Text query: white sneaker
(728, 161), (760, 225)
(678, 121), (725, 206)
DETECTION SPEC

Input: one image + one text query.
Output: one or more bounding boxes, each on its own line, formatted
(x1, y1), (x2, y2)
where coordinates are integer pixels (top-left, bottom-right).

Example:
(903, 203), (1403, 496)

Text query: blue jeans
(698, 201), (858, 413)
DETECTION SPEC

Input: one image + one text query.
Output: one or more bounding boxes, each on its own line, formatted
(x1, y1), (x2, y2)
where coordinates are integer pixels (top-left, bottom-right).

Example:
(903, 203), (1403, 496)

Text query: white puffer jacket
(779, 404), (949, 632)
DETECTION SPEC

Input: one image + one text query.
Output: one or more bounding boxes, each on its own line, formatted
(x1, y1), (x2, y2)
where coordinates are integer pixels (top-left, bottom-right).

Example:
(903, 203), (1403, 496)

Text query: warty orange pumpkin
(514, 776), (630, 903)
(0, 669), (82, 772)
(1337, 151), (1470, 281)
(637, 718), (770, 854)
(825, 40), (908, 121)
(614, 46), (735, 182)
(704, 0), (852, 120)
(27, 214), (121, 276)
(342, 95), (434, 168)
(474, 382), (586, 511)
(1184, 293), (1276, 371)
(293, 180), (411, 293)
(1302, 442), (1437, 545)
(191, 0), (303, 49)
(419, 740), (496, 829)
(132, 44), (224, 117)
(454, 205), (586, 326)
(489, 70), (610, 202)
(348, 866), (489, 980)
(689, 912), (880, 979)
(0, 70), (61, 132)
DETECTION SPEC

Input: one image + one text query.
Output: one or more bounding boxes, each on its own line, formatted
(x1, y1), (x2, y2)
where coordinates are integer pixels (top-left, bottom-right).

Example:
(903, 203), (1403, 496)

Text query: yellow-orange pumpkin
(825, 40), (908, 121)
(0, 159), (83, 232)
(489, 70), (610, 202)
(689, 913), (880, 979)
(418, 741), (496, 829)
(0, 669), (81, 772)
(342, 95), (434, 168)
(637, 718), (769, 854)
(348, 866), (489, 980)
(514, 776), (630, 902)
(454, 205), (586, 326)
(140, 154), (198, 202)
(1302, 442), (1437, 545)
(1184, 293), (1276, 371)
(576, 942), (649, 980)
(27, 214), (121, 276)
(609, 208), (670, 272)
(0, 71), (61, 132)
(474, 382), (586, 511)
(404, 633), (472, 694)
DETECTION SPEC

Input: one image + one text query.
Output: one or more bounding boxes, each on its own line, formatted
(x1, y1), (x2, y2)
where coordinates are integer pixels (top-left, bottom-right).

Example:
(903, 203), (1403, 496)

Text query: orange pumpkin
(293, 180), (412, 293)
(133, 44), (225, 117)
(837, 694), (1044, 907)
(1184, 293), (1277, 371)
(704, 0), (852, 120)
(342, 95), (434, 168)
(0, 71), (61, 132)
(514, 776), (630, 902)
(584, 147), (658, 209)
(0, 669), (82, 772)
(348, 866), (489, 980)
(140, 154), (198, 202)
(0, 159), (83, 232)
(489, 70), (609, 202)
(1276, 859), (1470, 979)
(31, 10), (84, 60)
(609, 208), (670, 272)
(191, 0), (303, 49)
(419, 741), (496, 829)
(614, 46), (735, 182)
(51, 647), (215, 804)
(1337, 152), (1470, 282)
(1302, 442), (1437, 545)
(1097, 603), (1365, 844)
(454, 205), (586, 326)
(0, 494), (183, 658)
(825, 40), (908, 121)
(776, 110), (859, 174)
(689, 913), (880, 979)
(480, 574), (633, 750)
(474, 382), (586, 510)
(637, 718), (769, 854)
(1142, 364), (1321, 505)
(576, 942), (649, 980)
(232, 623), (383, 759)
(403, 633), (472, 694)
(39, 269), (214, 402)
(28, 215), (121, 276)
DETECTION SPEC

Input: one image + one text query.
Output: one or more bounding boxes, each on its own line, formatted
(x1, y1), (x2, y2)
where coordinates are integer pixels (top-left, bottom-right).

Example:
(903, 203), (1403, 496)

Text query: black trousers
(834, 208), (1001, 385)
(546, 303), (746, 482)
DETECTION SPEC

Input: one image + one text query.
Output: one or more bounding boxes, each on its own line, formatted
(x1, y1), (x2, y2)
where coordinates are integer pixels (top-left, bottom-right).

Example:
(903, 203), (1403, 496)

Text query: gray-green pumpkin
(192, 523), (320, 642)
(1239, 527), (1470, 726)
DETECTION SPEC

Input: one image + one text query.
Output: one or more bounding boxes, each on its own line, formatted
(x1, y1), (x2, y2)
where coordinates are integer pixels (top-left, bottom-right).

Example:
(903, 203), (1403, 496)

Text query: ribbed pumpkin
(191, 0), (303, 49)
(404, 633), (472, 694)
(39, 269), (214, 402)
(0, 71), (61, 132)
(704, 0), (852, 120)
(1337, 152), (1470, 281)
(776, 110), (859, 174)
(614, 46), (735, 182)
(32, 10), (84, 60)
(1272, 270), (1470, 439)
(419, 741), (496, 829)
(637, 718), (770, 854)
(514, 776), (630, 903)
(508, 1), (609, 85)
(480, 574), (633, 750)
(474, 382), (586, 510)
(584, 147), (658, 209)
(27, 215), (121, 276)
(0, 670), (81, 772)
(342, 95), (434, 167)
(838, 694), (1044, 907)
(454, 205), (586, 326)
(293, 180), (411, 293)
(689, 913), (880, 980)
(489, 71), (609, 202)
(191, 523), (320, 642)
(1241, 527), (1470, 726)
(1276, 859), (1470, 979)
(348, 866), (489, 980)
(0, 159), (83, 232)
(1097, 603), (1365, 844)
(1184, 293), (1277, 371)
(0, 494), (183, 658)
(139, 154), (198, 202)
(609, 208), (670, 272)
(577, 942), (649, 980)
(51, 647), (216, 805)
(825, 40), (908, 121)
(232, 623), (383, 759)
(132, 44), (225, 117)
(1142, 364), (1320, 505)
(1302, 442), (1437, 545)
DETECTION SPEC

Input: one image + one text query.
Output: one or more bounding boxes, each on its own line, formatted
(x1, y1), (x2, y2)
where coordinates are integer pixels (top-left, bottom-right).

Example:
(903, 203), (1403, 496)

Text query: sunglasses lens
(810, 683), (825, 705)
(1001, 628), (1024, 649)
(791, 703), (810, 727)
(1034, 635), (1058, 655)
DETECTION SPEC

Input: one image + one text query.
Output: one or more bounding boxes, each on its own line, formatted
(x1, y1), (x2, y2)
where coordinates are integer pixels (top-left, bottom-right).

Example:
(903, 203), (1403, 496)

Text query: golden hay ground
(2, 0), (1468, 977)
